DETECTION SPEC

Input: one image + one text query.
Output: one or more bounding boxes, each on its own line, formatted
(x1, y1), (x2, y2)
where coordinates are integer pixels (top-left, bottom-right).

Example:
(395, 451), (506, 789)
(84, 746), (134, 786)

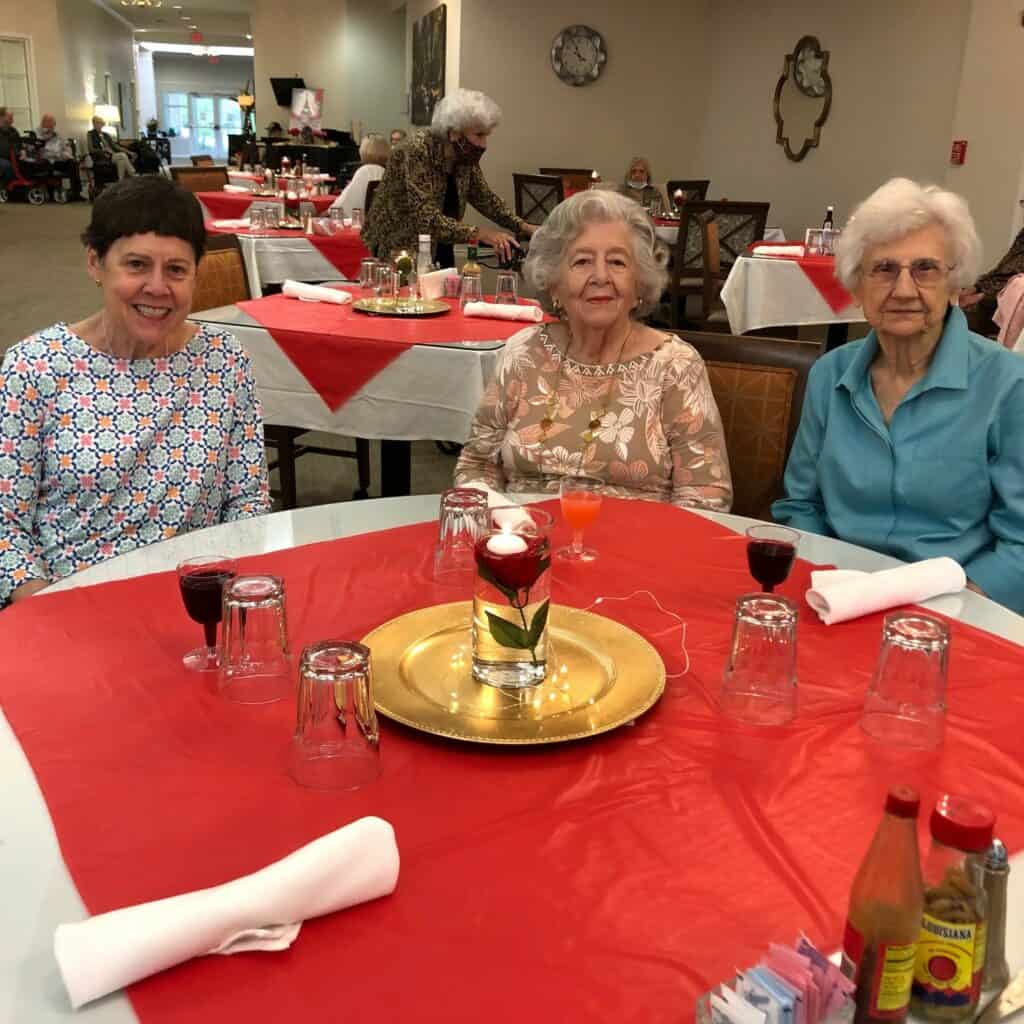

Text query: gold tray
(362, 601), (665, 745)
(352, 297), (450, 318)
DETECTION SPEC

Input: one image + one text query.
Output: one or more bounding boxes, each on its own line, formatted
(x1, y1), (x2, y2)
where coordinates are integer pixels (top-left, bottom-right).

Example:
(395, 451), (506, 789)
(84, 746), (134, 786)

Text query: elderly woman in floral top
(0, 175), (270, 607)
(454, 190), (732, 510)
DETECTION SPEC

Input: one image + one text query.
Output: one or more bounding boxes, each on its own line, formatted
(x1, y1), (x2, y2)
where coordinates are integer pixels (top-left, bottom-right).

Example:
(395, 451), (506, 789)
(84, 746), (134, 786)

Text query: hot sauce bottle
(842, 786), (925, 1024)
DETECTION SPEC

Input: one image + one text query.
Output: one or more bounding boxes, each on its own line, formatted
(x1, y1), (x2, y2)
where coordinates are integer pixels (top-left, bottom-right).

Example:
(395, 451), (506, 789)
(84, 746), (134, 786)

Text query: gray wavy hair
(524, 190), (669, 315)
(358, 134), (391, 166)
(834, 178), (982, 291)
(429, 89), (502, 137)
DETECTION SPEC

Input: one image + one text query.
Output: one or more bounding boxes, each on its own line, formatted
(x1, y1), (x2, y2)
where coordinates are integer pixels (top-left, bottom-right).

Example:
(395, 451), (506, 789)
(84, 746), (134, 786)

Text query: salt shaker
(980, 838), (1010, 991)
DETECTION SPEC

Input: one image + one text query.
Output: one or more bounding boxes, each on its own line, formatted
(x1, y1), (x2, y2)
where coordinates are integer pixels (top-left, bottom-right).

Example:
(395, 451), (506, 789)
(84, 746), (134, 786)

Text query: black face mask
(451, 133), (485, 166)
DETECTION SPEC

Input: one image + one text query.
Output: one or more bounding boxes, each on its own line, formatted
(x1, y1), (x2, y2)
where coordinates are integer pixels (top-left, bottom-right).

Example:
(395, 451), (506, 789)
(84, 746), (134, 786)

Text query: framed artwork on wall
(411, 4), (446, 126)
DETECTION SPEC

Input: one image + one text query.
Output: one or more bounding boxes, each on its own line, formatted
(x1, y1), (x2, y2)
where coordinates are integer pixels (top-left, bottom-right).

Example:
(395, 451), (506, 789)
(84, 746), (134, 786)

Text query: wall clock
(550, 25), (607, 86)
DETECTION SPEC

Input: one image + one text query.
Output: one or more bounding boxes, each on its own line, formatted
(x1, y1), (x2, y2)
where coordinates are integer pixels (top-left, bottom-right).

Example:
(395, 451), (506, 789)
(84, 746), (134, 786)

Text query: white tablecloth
(233, 235), (346, 297)
(721, 255), (865, 335)
(654, 223), (786, 247)
(189, 306), (504, 442)
(226, 172), (261, 192)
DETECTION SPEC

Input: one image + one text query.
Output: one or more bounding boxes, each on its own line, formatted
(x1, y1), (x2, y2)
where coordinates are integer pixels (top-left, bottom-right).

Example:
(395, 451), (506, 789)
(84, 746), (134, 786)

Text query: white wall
(153, 53), (255, 97)
(56, 0), (137, 141)
(2, 0), (64, 132)
(135, 46), (157, 128)
(342, 0), (406, 138)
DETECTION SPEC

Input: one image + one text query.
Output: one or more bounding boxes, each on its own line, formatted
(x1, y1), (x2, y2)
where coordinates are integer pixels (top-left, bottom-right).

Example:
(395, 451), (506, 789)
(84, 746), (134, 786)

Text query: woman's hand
(10, 579), (48, 602)
(477, 228), (521, 263)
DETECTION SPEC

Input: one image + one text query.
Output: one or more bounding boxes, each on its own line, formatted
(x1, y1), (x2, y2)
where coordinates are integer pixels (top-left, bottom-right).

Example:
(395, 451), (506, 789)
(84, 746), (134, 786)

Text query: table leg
(825, 322), (850, 352)
(380, 440), (411, 497)
(275, 429), (299, 510)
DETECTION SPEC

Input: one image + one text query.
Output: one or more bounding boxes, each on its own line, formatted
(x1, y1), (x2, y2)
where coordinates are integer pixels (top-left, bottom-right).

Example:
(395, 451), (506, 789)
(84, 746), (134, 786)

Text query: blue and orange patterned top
(0, 322), (271, 605)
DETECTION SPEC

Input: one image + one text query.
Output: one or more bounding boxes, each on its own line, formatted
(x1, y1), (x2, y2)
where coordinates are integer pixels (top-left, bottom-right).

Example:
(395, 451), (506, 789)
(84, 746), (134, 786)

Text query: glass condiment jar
(910, 794), (995, 1021)
(842, 785), (924, 1024)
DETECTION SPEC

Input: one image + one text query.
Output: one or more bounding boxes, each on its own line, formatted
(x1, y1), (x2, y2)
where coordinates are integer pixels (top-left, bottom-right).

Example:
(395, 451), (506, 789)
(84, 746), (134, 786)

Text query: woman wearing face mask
(616, 157), (666, 217)
(363, 88), (535, 267)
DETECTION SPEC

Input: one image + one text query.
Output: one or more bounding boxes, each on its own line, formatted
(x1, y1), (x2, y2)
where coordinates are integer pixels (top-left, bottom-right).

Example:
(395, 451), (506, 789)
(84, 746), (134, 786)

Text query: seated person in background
(0, 106), (21, 188)
(455, 190), (732, 510)
(363, 88), (536, 267)
(773, 177), (1024, 614)
(265, 121), (285, 139)
(0, 176), (270, 607)
(959, 216), (1024, 332)
(390, 128), (407, 147)
(87, 115), (136, 181)
(31, 113), (83, 198)
(616, 156), (666, 216)
(329, 134), (390, 216)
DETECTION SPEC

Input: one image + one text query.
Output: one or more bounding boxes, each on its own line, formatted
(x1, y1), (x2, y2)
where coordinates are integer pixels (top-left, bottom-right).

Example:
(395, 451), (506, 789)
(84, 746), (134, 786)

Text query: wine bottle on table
(822, 204), (835, 230)
(417, 234), (432, 279)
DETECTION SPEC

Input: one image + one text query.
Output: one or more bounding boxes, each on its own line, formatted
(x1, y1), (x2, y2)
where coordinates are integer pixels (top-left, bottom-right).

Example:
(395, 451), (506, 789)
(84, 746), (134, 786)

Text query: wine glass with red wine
(177, 556), (239, 671)
(745, 525), (799, 593)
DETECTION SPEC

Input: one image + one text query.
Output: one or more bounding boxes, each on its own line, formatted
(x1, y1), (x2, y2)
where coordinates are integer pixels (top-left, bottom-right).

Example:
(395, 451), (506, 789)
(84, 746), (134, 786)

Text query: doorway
(161, 92), (241, 163)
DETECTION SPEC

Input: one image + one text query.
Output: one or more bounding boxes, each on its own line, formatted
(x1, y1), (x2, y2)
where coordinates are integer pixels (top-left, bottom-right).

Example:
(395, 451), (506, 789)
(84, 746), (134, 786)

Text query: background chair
(539, 166), (593, 196)
(170, 165), (230, 193)
(538, 166), (592, 176)
(513, 173), (564, 225)
(189, 235), (371, 507)
(675, 330), (819, 520)
(666, 179), (711, 204)
(190, 154), (215, 166)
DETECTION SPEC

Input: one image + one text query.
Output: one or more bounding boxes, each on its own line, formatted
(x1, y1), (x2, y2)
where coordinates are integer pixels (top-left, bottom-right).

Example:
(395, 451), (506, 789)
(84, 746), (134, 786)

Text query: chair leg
(354, 438), (371, 500)
(272, 428), (299, 510)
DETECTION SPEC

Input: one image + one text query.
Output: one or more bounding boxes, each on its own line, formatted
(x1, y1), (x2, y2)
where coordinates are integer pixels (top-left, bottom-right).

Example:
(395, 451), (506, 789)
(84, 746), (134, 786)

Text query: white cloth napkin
(222, 184), (250, 193)
(806, 557), (966, 625)
(462, 481), (534, 529)
(212, 218), (250, 230)
(282, 279), (352, 304)
(54, 816), (399, 1009)
(463, 301), (543, 322)
(419, 268), (459, 300)
(752, 244), (805, 257)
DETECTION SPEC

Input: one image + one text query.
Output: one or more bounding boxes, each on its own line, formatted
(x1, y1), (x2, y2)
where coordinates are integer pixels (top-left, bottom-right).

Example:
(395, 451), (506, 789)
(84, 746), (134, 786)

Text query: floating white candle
(486, 532), (527, 556)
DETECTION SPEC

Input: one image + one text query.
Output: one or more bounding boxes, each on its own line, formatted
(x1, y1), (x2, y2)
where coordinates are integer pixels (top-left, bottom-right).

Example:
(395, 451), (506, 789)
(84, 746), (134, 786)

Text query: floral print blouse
(0, 322), (270, 605)
(454, 325), (732, 510)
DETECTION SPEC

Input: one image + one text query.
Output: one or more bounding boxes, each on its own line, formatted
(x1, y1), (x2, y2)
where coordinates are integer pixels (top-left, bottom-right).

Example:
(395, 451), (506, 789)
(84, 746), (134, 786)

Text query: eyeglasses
(866, 259), (954, 288)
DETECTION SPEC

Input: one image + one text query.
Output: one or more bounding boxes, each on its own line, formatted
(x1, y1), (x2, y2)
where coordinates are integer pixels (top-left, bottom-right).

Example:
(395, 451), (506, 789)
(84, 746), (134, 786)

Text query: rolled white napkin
(806, 557), (966, 625)
(282, 279), (352, 304)
(419, 268), (459, 300)
(462, 481), (534, 529)
(54, 816), (399, 1009)
(212, 218), (250, 230)
(752, 244), (805, 257)
(222, 184), (250, 193)
(463, 301), (543, 323)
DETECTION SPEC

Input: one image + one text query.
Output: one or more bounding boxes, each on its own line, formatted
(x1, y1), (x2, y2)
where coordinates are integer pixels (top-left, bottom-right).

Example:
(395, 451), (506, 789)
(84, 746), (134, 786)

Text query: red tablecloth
(1, 499), (1022, 1023)
(197, 191), (337, 220)
(237, 290), (551, 412)
(748, 248), (853, 313)
(207, 223), (371, 281)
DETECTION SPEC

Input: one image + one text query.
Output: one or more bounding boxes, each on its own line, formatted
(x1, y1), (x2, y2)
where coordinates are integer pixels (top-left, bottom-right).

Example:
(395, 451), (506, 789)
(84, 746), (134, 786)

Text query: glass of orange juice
(556, 475), (603, 562)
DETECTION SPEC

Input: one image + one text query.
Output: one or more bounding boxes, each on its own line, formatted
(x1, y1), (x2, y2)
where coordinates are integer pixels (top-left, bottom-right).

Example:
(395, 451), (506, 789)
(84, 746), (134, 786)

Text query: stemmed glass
(745, 525), (798, 593)
(556, 475), (603, 562)
(177, 555), (238, 671)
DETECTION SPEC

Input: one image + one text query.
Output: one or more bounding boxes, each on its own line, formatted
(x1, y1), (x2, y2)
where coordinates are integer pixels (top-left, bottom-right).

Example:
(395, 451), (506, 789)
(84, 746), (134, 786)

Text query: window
(0, 37), (34, 127)
(163, 91), (189, 138)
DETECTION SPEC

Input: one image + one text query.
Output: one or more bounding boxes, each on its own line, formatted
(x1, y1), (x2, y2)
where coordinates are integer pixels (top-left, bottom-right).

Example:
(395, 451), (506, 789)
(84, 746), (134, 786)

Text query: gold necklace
(538, 323), (633, 446)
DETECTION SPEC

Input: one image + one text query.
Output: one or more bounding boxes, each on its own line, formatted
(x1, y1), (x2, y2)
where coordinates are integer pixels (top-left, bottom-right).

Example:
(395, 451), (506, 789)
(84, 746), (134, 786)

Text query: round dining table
(2, 496), (1022, 1023)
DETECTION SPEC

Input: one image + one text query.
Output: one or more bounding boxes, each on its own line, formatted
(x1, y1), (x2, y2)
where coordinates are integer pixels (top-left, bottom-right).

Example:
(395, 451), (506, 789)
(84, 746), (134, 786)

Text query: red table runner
(749, 247), (854, 313)
(207, 222), (371, 281)
(237, 290), (551, 411)
(1, 498), (1022, 1023)
(197, 190), (337, 220)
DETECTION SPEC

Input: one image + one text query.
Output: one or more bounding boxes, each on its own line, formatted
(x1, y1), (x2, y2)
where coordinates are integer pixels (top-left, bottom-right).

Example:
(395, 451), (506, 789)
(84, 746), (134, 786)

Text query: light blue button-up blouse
(773, 307), (1024, 614)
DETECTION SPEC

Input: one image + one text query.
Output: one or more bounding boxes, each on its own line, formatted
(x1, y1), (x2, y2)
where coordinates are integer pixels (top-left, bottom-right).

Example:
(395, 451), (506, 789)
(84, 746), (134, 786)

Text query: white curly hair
(429, 89), (502, 137)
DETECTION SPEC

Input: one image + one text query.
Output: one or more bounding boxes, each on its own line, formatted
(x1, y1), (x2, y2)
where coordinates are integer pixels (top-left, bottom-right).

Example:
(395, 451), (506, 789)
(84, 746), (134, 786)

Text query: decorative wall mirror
(773, 35), (832, 162)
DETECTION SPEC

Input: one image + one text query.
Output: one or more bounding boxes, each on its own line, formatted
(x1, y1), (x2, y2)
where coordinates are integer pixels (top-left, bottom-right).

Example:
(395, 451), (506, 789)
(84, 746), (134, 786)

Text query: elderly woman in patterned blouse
(0, 175), (270, 607)
(454, 190), (732, 510)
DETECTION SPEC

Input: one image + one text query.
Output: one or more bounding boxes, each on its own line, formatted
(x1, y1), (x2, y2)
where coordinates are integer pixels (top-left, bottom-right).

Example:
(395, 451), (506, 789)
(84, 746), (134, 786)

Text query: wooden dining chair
(190, 236), (372, 508)
(512, 173), (565, 225)
(538, 166), (592, 177)
(675, 330), (820, 520)
(665, 179), (711, 203)
(190, 154), (215, 166)
(170, 165), (230, 194)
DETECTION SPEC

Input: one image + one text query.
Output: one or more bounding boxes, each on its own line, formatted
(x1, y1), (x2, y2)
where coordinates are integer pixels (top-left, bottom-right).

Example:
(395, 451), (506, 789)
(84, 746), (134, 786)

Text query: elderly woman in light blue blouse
(773, 178), (1024, 613)
(0, 175), (270, 607)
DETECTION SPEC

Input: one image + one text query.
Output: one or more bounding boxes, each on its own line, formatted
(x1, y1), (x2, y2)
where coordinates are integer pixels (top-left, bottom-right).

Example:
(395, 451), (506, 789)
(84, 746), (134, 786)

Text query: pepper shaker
(980, 838), (1010, 991)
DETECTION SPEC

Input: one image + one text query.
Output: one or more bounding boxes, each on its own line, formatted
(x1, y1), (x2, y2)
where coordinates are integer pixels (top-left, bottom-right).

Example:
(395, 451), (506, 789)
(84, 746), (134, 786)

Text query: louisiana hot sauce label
(912, 914), (980, 1009)
(843, 920), (917, 1018)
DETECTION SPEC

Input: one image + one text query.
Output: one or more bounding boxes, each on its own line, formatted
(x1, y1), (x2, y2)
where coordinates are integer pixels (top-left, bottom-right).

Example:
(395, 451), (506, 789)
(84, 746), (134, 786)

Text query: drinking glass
(804, 228), (824, 255)
(472, 506), (554, 689)
(177, 556), (238, 671)
(820, 227), (840, 256)
(556, 475), (603, 562)
(359, 257), (379, 289)
(434, 487), (490, 581)
(375, 265), (398, 299)
(720, 594), (799, 725)
(443, 273), (462, 299)
(459, 274), (483, 309)
(860, 612), (949, 750)
(218, 574), (291, 704)
(299, 201), (317, 222)
(351, 207), (364, 231)
(494, 270), (519, 305)
(288, 641), (380, 790)
(745, 524), (798, 593)
(328, 207), (345, 224)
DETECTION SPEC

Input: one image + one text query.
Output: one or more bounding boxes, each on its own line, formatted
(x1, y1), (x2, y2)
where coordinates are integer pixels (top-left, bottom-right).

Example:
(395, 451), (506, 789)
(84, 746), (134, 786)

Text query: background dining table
(196, 190), (338, 222)
(2, 495), (1022, 1024)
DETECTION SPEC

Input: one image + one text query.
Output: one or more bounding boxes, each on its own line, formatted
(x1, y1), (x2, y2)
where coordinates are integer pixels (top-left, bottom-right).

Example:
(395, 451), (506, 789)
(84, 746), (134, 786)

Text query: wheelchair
(0, 150), (50, 205)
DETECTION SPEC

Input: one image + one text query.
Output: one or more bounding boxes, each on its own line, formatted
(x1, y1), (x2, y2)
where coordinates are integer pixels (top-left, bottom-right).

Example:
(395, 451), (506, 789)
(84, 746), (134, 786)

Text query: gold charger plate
(362, 601), (665, 745)
(352, 297), (450, 318)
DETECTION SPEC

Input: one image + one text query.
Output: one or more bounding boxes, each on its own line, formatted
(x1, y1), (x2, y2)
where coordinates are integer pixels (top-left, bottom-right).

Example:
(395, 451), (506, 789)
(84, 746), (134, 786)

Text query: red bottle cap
(929, 794), (995, 851)
(884, 785), (920, 819)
